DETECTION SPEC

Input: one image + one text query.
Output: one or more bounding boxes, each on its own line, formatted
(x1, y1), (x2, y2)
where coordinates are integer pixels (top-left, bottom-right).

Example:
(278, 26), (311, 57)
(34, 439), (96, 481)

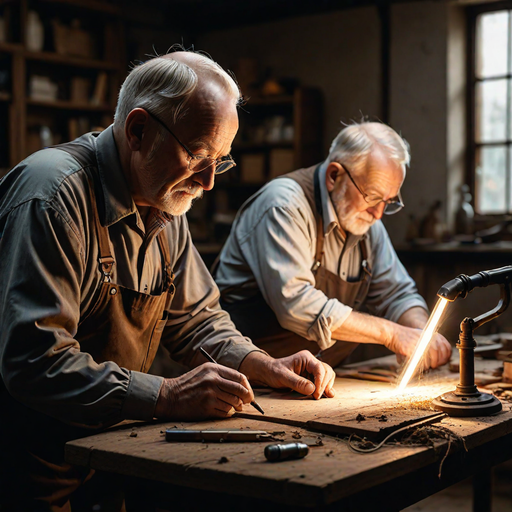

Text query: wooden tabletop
(65, 356), (512, 510)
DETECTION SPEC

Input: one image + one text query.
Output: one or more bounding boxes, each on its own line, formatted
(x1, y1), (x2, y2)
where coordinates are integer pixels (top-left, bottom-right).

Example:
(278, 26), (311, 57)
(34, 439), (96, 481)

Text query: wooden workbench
(65, 356), (512, 511)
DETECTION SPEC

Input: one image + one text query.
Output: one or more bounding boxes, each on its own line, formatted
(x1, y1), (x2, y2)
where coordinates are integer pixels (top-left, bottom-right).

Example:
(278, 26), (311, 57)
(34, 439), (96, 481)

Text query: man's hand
(387, 325), (452, 370)
(239, 350), (336, 400)
(154, 363), (254, 421)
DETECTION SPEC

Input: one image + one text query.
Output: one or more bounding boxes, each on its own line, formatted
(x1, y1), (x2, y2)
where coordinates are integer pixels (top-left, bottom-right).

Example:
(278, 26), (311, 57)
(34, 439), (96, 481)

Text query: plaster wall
(196, 2), (465, 246)
(385, 2), (449, 244)
(197, 7), (382, 154)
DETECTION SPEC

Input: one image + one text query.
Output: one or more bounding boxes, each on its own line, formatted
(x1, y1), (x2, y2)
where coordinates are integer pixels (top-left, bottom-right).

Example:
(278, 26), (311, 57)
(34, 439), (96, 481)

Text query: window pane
(475, 145), (507, 214)
(509, 146), (512, 212)
(476, 11), (509, 78)
(476, 79), (508, 142)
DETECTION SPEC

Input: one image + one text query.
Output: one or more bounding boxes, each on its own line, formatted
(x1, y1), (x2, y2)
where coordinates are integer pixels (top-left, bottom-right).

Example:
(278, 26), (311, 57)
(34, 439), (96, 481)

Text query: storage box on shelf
(0, 0), (125, 168)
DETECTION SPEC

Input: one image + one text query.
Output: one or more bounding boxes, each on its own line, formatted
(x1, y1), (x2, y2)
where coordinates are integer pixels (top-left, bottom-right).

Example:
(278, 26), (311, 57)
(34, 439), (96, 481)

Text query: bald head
(114, 50), (240, 132)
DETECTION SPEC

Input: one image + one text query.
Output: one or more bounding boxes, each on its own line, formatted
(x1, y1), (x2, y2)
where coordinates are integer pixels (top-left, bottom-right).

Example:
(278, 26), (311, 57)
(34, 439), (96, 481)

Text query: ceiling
(125, 0), (438, 34)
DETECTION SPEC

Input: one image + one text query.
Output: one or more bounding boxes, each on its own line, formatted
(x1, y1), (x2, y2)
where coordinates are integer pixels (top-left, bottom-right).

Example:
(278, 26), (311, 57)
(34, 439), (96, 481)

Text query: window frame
(467, 1), (512, 219)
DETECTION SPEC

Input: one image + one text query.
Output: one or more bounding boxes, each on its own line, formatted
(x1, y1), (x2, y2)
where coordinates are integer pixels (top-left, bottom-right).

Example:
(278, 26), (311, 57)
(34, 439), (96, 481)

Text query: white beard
(332, 181), (376, 235)
(161, 185), (203, 216)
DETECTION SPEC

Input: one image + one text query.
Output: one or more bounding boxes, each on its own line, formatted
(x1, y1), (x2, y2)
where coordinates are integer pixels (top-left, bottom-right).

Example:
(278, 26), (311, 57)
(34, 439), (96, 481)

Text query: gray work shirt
(0, 126), (260, 429)
(215, 162), (427, 351)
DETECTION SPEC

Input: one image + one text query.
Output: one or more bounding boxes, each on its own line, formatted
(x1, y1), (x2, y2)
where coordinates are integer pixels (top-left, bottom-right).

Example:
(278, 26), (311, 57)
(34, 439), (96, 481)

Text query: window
(469, 4), (512, 215)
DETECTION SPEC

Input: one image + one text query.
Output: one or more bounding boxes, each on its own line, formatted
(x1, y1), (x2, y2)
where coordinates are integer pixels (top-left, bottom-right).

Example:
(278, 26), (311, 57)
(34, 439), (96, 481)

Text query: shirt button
(110, 287), (117, 295)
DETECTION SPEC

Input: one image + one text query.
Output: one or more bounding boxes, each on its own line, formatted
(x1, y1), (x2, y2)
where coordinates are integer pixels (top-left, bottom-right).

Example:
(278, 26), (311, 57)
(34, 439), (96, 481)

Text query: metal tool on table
(165, 429), (272, 442)
(264, 442), (309, 461)
(199, 347), (265, 415)
(432, 266), (512, 416)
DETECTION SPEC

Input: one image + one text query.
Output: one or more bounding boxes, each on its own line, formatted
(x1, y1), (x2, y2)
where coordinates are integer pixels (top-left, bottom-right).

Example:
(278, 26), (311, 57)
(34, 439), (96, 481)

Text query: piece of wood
(237, 372), (459, 441)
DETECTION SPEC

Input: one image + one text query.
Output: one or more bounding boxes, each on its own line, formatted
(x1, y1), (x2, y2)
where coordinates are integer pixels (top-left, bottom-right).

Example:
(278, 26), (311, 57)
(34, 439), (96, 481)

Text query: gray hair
(327, 122), (410, 174)
(113, 51), (240, 130)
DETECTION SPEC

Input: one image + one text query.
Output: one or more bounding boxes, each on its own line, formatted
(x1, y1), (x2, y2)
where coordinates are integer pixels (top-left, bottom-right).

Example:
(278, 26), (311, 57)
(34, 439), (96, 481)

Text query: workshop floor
(404, 459), (512, 511)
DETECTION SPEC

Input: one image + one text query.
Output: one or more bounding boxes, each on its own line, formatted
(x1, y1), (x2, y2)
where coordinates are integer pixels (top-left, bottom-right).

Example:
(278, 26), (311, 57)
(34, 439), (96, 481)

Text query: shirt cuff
(308, 298), (353, 350)
(216, 337), (268, 370)
(387, 297), (429, 324)
(121, 371), (164, 420)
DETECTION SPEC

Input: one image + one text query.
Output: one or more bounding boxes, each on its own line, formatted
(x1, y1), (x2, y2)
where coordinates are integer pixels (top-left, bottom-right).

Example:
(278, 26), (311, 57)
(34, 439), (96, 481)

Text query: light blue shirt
(215, 162), (428, 350)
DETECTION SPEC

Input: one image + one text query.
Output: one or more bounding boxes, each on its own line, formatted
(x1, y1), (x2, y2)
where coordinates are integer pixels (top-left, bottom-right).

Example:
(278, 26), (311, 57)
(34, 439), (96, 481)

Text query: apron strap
(50, 140), (115, 283)
(312, 164), (325, 274)
(89, 182), (115, 283)
(156, 230), (175, 298)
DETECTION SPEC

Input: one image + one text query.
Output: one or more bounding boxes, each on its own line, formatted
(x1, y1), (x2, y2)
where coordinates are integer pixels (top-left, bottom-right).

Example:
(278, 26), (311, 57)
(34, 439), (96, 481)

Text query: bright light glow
(396, 298), (449, 392)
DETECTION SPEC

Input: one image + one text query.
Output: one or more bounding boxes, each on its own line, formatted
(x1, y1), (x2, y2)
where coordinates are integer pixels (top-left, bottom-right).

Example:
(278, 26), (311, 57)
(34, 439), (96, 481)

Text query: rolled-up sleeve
(364, 222), (428, 321)
(234, 193), (352, 350)
(160, 216), (264, 370)
(0, 199), (162, 429)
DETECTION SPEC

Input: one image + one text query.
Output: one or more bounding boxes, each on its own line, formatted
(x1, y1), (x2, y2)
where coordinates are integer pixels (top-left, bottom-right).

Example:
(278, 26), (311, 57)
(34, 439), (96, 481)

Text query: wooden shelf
(0, 0), (126, 167)
(233, 141), (294, 151)
(0, 42), (24, 54)
(245, 94), (294, 106)
(38, 0), (119, 15)
(25, 51), (120, 71)
(27, 98), (113, 112)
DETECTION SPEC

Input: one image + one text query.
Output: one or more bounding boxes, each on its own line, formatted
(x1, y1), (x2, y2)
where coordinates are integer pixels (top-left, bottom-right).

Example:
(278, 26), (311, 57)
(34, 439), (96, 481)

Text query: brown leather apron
(221, 165), (372, 368)
(0, 141), (175, 510)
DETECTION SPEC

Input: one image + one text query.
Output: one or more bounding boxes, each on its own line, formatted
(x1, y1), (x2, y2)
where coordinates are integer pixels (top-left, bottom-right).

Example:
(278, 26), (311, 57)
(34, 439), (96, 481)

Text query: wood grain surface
(65, 354), (512, 507)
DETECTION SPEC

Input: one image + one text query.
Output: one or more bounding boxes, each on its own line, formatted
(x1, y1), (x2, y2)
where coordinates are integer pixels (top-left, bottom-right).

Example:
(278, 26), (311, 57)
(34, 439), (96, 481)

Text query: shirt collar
(318, 161), (339, 237)
(94, 125), (138, 227)
(94, 126), (173, 230)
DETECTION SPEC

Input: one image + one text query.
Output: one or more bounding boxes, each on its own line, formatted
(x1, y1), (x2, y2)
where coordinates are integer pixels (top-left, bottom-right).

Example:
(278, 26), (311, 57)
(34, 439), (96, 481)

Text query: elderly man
(0, 51), (335, 511)
(215, 122), (451, 369)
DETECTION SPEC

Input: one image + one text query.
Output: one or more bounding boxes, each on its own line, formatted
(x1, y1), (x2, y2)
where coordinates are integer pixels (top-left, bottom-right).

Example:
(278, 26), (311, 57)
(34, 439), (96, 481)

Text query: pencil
(199, 347), (265, 415)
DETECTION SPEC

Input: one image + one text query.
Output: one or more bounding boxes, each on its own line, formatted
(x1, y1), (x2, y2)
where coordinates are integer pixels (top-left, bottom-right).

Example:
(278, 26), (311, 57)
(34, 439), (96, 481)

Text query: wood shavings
(129, 431), (137, 437)
(395, 394), (435, 411)
(292, 431), (302, 439)
(400, 425), (467, 478)
(349, 421), (466, 479)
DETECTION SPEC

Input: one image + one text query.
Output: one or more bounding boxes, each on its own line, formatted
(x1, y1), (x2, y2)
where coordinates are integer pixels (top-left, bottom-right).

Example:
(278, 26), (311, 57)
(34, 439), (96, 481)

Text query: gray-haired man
(0, 50), (335, 510)
(215, 122), (451, 369)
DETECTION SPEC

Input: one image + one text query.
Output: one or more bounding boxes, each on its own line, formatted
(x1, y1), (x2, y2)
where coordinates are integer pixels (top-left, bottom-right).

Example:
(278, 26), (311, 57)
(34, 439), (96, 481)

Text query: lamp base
(432, 390), (502, 417)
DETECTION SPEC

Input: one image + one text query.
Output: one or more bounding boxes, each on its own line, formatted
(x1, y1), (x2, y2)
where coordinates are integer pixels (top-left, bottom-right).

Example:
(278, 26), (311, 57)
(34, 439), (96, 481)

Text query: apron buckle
(99, 256), (115, 283)
(311, 260), (321, 273)
(361, 259), (372, 278)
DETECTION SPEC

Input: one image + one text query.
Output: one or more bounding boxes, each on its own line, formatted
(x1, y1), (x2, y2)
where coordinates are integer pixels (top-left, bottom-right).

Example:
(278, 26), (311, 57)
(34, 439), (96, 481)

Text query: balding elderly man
(215, 122), (451, 369)
(0, 50), (335, 511)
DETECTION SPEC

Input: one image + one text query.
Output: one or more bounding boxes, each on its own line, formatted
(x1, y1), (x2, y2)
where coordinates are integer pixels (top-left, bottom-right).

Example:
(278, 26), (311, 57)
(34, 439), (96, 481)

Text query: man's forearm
(331, 310), (396, 346)
(397, 306), (429, 329)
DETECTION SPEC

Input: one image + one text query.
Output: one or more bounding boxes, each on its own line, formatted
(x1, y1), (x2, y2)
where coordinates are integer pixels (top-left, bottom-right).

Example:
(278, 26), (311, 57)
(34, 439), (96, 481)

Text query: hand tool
(165, 429), (272, 442)
(264, 442), (309, 461)
(199, 347), (265, 415)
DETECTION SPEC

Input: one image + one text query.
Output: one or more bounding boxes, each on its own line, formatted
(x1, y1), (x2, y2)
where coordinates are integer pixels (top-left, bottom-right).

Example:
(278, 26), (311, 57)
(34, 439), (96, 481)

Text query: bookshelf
(0, 0), (125, 176)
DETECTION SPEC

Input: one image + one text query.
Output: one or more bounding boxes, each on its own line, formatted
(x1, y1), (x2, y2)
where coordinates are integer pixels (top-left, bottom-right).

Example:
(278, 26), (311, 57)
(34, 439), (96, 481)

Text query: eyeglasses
(339, 162), (404, 215)
(142, 108), (236, 175)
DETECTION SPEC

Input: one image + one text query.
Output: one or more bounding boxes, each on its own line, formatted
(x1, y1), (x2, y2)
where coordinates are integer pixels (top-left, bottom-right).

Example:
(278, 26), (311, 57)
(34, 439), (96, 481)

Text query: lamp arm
(473, 282), (511, 331)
